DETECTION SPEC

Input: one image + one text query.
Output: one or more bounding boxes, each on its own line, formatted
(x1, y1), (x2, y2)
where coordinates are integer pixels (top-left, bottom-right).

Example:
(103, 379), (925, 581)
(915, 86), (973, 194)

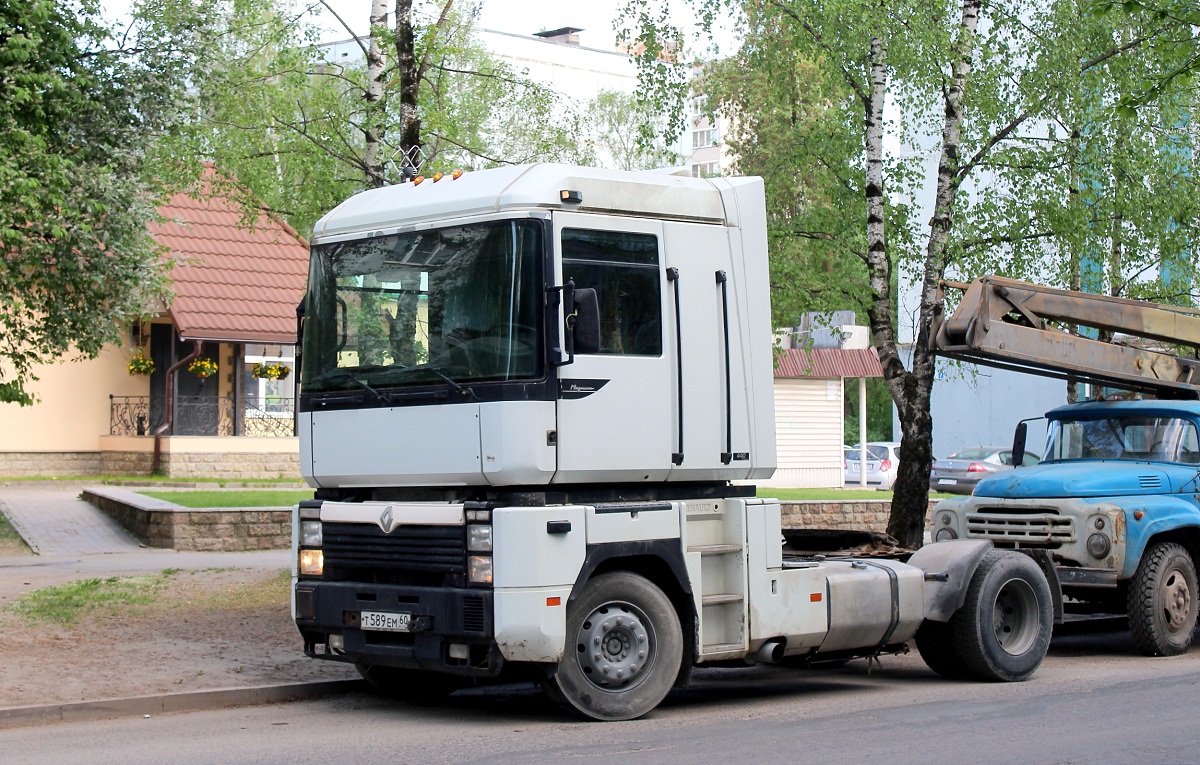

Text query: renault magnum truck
(291, 165), (1052, 721)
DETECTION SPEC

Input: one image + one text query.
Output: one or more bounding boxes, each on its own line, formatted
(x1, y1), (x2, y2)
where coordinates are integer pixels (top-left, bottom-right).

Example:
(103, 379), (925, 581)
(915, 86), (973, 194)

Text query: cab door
(552, 213), (674, 484)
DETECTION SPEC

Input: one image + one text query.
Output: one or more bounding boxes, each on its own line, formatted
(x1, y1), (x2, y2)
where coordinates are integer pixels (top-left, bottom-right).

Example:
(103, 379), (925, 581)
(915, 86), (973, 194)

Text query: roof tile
(150, 168), (309, 344)
(774, 348), (884, 379)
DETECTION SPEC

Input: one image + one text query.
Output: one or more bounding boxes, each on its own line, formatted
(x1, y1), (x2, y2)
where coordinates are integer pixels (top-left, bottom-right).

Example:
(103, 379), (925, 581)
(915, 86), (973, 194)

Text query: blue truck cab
(932, 399), (1200, 656)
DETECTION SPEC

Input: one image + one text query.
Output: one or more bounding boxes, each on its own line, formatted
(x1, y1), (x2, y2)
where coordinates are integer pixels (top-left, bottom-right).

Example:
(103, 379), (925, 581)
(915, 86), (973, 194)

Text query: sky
(99, 0), (736, 57)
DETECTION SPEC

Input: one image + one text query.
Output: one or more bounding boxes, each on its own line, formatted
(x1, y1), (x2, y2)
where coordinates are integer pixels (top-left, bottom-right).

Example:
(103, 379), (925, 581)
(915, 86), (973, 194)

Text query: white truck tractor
(290, 164), (1053, 721)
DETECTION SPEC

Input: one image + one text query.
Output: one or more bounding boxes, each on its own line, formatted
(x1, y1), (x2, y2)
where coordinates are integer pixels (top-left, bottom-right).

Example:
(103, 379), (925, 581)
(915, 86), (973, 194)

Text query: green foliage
(0, 0), (177, 405)
(844, 377), (893, 443)
(153, 0), (590, 235)
(584, 89), (682, 170)
(7, 572), (176, 625)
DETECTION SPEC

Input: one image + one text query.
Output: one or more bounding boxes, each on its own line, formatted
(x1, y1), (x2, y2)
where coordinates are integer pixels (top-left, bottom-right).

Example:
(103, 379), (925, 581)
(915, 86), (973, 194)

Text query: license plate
(938, 478), (957, 485)
(360, 610), (412, 632)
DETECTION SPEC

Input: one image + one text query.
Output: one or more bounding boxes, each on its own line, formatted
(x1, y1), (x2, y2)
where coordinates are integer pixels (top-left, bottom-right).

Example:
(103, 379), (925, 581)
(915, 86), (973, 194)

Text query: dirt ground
(0, 566), (357, 709)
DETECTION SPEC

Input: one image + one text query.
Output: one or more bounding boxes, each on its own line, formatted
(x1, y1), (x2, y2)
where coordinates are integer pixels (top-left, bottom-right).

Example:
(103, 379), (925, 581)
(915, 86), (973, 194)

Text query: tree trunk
(878, 0), (980, 549)
(394, 0), (422, 172)
(363, 0), (389, 188)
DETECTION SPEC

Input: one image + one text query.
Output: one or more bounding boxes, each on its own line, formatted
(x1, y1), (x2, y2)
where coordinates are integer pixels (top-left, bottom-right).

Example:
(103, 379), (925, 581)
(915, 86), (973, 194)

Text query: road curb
(0, 679), (365, 729)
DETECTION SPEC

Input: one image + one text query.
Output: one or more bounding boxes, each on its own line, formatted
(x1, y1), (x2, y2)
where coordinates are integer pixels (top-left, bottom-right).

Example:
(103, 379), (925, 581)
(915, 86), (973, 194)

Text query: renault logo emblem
(379, 506), (394, 533)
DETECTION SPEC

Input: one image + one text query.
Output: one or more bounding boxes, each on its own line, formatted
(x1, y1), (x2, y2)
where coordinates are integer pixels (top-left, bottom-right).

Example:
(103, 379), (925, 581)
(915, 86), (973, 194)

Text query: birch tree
(155, 0), (587, 234)
(628, 0), (1200, 546)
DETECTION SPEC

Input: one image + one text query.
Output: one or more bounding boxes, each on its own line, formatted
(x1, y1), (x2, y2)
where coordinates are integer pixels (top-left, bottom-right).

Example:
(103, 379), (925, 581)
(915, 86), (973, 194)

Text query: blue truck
(932, 276), (1200, 656)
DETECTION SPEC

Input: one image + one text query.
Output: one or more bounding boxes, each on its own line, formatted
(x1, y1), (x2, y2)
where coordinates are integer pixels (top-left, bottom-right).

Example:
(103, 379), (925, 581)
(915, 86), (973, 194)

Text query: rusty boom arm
(931, 276), (1200, 397)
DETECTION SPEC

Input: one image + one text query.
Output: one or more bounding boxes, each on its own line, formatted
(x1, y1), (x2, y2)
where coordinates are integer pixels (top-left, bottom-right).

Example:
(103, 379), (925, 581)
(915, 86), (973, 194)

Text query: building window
(688, 95), (708, 117)
(691, 161), (719, 178)
(243, 343), (296, 417)
(692, 128), (718, 149)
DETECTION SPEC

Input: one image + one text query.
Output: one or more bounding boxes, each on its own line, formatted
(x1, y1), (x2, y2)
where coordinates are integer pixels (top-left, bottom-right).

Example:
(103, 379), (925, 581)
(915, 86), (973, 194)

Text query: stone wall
(780, 499), (935, 533)
(157, 451), (300, 481)
(0, 452), (104, 476)
(84, 488), (291, 552)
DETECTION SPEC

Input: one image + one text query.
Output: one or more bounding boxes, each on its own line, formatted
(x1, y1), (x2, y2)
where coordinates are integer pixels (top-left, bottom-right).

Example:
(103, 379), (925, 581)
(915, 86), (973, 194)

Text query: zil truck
(931, 275), (1200, 657)
(289, 164), (1053, 721)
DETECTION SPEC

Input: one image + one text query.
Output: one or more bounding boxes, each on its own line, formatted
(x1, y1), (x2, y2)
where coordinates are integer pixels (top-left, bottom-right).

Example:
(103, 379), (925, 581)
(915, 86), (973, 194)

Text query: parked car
(844, 441), (901, 489)
(930, 446), (1041, 495)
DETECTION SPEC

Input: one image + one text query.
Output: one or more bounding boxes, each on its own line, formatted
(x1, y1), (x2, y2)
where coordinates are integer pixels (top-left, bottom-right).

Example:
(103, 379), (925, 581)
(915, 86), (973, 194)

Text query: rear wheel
(923, 550), (1052, 682)
(542, 572), (682, 721)
(915, 619), (971, 680)
(1128, 541), (1197, 657)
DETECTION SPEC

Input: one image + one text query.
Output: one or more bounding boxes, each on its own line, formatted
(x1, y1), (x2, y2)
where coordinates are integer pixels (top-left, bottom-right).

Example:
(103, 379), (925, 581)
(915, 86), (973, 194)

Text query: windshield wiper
(394, 365), (476, 398)
(320, 369), (389, 405)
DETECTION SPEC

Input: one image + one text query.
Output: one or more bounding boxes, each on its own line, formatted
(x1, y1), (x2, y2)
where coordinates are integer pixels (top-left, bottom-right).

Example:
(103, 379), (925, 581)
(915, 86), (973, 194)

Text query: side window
(562, 229), (661, 356)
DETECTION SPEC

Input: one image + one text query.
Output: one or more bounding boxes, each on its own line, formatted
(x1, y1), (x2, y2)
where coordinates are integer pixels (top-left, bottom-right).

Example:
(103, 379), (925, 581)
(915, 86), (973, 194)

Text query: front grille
(323, 522), (466, 585)
(965, 509), (1075, 547)
(463, 596), (486, 632)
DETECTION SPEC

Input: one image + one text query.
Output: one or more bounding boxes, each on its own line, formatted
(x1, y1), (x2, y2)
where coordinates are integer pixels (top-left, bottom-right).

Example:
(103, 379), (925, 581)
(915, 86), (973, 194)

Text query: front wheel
(1128, 541), (1198, 657)
(921, 550), (1052, 682)
(542, 572), (683, 721)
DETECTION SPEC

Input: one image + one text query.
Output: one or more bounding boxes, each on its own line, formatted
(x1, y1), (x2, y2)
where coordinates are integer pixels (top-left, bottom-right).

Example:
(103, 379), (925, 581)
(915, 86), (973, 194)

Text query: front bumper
(294, 581), (504, 677)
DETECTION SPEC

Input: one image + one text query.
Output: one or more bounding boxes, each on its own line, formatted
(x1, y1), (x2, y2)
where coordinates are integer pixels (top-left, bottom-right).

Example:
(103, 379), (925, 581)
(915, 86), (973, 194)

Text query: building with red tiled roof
(0, 170), (310, 479)
(761, 342), (885, 489)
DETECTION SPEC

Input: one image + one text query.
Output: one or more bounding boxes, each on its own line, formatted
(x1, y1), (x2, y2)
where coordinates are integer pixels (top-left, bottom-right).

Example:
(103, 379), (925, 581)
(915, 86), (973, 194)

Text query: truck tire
(950, 550), (1053, 681)
(914, 619), (972, 680)
(542, 572), (683, 721)
(1127, 541), (1198, 657)
(356, 664), (462, 700)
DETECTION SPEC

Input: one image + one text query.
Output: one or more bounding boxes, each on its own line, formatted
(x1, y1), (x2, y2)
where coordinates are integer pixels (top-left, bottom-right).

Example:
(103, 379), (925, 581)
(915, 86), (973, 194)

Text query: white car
(844, 441), (901, 489)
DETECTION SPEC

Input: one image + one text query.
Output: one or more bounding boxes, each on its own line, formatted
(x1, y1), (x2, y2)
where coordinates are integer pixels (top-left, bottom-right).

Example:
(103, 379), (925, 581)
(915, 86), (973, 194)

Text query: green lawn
(137, 489), (314, 508)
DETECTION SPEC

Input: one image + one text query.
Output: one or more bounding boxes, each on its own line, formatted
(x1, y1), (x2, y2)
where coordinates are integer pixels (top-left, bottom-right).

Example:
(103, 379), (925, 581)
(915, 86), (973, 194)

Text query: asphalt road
(6, 625), (1199, 765)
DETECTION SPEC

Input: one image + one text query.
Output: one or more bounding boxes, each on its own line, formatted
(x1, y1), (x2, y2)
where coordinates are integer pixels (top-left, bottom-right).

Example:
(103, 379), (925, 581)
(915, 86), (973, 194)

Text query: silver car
(930, 446), (1040, 495)
(844, 441), (901, 489)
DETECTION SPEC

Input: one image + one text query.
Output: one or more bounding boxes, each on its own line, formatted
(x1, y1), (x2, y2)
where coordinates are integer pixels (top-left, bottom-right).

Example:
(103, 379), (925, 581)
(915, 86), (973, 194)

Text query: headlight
(467, 524), (492, 552)
(467, 555), (493, 584)
(299, 549), (324, 576)
(1087, 533), (1111, 559)
(300, 520), (322, 547)
(934, 527), (958, 542)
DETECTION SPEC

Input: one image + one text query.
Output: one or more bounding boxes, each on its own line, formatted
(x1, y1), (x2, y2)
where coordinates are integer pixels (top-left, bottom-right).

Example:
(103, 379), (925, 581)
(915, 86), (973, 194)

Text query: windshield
(301, 220), (543, 392)
(1045, 415), (1200, 464)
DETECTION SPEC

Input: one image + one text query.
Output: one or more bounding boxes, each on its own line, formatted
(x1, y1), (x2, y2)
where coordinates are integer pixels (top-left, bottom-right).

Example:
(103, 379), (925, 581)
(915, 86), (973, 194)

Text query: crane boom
(932, 275), (1200, 396)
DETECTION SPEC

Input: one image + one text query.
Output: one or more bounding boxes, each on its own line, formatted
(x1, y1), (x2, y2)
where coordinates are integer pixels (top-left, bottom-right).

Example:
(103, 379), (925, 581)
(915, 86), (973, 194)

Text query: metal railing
(109, 395), (296, 437)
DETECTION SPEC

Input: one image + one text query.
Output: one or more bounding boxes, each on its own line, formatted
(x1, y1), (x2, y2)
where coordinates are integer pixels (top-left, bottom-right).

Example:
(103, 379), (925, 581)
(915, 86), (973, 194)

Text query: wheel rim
(1160, 564), (1194, 637)
(992, 577), (1040, 656)
(575, 601), (655, 691)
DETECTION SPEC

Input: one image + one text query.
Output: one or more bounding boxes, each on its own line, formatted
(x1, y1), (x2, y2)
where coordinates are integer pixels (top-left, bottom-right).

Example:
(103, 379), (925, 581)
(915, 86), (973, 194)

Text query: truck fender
(1118, 497), (1200, 579)
(906, 539), (993, 623)
(568, 539), (696, 683)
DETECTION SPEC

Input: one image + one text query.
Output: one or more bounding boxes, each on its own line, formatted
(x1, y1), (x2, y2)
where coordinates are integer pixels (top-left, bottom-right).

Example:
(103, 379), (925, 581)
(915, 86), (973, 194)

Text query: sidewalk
(0, 485), (142, 555)
(0, 484), (292, 575)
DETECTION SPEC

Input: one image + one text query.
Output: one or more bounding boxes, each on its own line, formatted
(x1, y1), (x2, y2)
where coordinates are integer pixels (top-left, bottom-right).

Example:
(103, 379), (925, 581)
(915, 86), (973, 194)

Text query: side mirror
(572, 288), (600, 355)
(1012, 421), (1028, 467)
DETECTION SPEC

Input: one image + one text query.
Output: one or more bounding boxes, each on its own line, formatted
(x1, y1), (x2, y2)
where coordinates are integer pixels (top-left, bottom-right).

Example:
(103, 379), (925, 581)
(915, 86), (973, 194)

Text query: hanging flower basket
(188, 357), (218, 378)
(127, 351), (154, 376)
(251, 362), (290, 381)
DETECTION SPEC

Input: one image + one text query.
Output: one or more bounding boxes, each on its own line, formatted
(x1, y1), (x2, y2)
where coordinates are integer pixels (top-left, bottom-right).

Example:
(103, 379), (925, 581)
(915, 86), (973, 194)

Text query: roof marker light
(413, 175), (425, 186)
(452, 170), (463, 179)
(560, 189), (583, 204)
(432, 173), (443, 182)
